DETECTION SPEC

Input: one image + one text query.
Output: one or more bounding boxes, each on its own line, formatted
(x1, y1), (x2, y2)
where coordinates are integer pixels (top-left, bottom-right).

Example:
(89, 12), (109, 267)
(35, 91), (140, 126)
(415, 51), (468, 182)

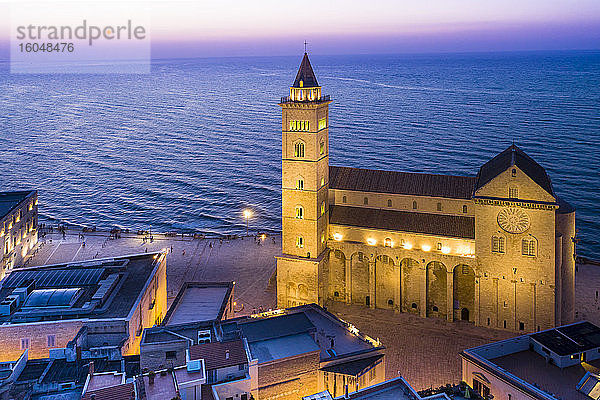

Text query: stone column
(345, 254), (352, 304)
(369, 259), (376, 309)
(446, 270), (454, 322)
(395, 262), (401, 313)
(420, 264), (427, 318)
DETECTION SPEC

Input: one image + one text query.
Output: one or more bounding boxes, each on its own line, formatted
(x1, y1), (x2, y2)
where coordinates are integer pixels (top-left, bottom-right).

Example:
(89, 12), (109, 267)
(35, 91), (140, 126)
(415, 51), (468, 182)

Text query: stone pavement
(22, 230), (600, 391)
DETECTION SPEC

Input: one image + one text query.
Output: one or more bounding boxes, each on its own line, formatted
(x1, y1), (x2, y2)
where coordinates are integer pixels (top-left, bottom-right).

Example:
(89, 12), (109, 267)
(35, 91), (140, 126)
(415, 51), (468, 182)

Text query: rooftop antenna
(304, 40), (308, 54)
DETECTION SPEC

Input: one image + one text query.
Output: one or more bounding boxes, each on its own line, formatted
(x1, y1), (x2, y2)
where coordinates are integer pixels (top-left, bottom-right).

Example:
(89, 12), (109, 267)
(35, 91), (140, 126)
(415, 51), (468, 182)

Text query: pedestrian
(145, 247), (148, 253)
(182, 249), (186, 256)
(170, 245), (173, 253)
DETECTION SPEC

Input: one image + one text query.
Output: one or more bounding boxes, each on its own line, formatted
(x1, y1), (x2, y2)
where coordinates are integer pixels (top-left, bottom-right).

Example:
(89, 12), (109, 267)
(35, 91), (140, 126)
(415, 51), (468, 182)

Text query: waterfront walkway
(26, 229), (279, 314)
(22, 229), (600, 390)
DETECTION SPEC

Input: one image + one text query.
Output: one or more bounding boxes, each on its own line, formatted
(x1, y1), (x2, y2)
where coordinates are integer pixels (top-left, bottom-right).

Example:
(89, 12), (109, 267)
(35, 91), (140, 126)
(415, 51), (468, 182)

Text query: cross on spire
(304, 40), (308, 54)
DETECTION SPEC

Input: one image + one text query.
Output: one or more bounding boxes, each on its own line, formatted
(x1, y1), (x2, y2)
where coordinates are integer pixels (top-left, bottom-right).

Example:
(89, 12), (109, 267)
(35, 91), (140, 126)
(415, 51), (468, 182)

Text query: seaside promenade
(20, 228), (600, 390)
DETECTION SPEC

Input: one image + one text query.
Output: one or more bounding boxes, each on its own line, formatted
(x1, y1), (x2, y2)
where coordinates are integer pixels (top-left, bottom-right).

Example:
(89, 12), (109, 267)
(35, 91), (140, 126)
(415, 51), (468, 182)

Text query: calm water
(0, 51), (599, 256)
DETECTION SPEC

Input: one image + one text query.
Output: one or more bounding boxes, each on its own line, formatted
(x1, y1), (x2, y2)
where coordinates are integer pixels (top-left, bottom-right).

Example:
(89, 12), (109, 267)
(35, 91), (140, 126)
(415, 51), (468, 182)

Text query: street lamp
(243, 209), (253, 237)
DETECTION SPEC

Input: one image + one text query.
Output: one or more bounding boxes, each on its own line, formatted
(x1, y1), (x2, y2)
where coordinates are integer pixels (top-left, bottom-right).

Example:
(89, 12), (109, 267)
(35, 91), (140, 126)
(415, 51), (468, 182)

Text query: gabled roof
(330, 166), (475, 199)
(293, 53), (319, 88)
(475, 145), (554, 196)
(330, 205), (475, 239)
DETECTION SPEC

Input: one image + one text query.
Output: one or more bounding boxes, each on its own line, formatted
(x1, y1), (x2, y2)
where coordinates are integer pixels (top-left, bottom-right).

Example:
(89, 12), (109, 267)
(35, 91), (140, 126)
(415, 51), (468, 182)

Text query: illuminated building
(0, 252), (167, 362)
(0, 190), (38, 280)
(461, 321), (600, 400)
(277, 52), (576, 332)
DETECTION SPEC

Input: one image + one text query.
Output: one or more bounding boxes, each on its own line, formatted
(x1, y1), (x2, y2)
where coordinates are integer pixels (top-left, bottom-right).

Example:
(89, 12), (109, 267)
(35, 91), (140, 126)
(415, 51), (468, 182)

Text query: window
(319, 140), (325, 155)
(294, 141), (305, 157)
(47, 335), (56, 348)
(519, 322), (525, 331)
(512, 168), (517, 177)
(412, 201), (417, 210)
(384, 238), (392, 247)
(388, 299), (393, 305)
(504, 320), (507, 329)
(363, 197), (369, 205)
(437, 202), (442, 211)
(436, 242), (442, 250)
(321, 177), (325, 187)
(166, 351), (177, 360)
(463, 205), (468, 214)
(320, 201), (326, 215)
(522, 237), (537, 256)
(20, 338), (30, 350)
(509, 187), (518, 199)
(321, 231), (325, 244)
(387, 199), (392, 207)
(296, 178), (304, 190)
(295, 206), (304, 219)
(198, 330), (211, 344)
(318, 117), (327, 130)
(289, 120), (310, 131)
(296, 236), (304, 248)
(342, 196), (347, 204)
(492, 235), (505, 253)
(411, 303), (417, 309)
(473, 379), (490, 398)
(369, 367), (376, 381)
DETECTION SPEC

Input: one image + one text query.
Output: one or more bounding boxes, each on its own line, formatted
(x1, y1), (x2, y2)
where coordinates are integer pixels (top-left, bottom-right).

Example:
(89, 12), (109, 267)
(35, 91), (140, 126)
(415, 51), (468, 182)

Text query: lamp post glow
(243, 209), (253, 236)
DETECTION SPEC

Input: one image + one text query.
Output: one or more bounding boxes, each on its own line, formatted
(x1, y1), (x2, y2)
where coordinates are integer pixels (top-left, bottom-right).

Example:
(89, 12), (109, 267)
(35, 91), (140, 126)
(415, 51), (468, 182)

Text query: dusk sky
(1, 0), (599, 57)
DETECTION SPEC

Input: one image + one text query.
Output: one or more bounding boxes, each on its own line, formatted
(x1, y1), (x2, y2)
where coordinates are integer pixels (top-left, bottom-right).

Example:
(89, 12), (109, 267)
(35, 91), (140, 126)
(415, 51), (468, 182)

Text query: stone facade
(0, 191), (38, 280)
(276, 53), (576, 333)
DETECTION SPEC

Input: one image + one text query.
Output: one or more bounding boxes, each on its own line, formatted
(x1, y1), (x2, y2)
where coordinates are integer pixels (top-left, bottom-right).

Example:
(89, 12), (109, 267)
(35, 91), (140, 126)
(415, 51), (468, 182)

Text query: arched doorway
(400, 258), (420, 313)
(461, 308), (470, 321)
(453, 264), (475, 322)
(351, 252), (369, 306)
(330, 249), (347, 302)
(427, 261), (447, 318)
(375, 254), (395, 309)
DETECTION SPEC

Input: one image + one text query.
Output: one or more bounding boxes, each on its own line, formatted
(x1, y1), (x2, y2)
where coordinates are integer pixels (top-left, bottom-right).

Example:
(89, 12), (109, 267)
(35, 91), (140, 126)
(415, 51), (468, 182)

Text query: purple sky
(0, 0), (599, 59)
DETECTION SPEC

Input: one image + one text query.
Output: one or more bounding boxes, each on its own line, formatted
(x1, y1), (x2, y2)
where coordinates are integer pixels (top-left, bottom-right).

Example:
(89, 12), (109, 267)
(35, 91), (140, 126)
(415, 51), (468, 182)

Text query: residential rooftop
(163, 281), (233, 326)
(462, 321), (600, 400)
(0, 190), (35, 220)
(0, 252), (163, 324)
(189, 339), (248, 370)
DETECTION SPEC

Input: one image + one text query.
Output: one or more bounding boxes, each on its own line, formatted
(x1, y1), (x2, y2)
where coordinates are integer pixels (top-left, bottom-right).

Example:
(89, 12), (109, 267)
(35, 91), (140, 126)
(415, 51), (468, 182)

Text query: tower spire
(304, 40), (308, 53)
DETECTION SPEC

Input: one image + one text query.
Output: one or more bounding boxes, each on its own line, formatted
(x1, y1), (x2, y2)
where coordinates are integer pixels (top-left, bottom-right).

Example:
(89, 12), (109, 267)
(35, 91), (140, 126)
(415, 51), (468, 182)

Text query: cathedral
(276, 53), (576, 332)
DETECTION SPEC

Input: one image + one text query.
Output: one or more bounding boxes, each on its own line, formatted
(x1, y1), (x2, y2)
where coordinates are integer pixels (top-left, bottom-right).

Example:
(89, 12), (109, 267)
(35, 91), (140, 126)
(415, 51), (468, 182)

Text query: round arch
(400, 258), (420, 313)
(350, 252), (369, 306)
(453, 264), (475, 322)
(375, 254), (395, 309)
(426, 261), (447, 318)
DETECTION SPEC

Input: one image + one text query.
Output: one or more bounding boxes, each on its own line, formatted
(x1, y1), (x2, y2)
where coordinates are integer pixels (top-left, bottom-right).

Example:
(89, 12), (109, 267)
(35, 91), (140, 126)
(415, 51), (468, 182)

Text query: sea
(0, 51), (599, 257)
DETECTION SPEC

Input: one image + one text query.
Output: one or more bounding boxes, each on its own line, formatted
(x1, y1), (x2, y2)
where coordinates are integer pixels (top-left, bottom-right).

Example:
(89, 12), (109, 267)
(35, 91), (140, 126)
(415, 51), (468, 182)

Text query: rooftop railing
(280, 94), (331, 104)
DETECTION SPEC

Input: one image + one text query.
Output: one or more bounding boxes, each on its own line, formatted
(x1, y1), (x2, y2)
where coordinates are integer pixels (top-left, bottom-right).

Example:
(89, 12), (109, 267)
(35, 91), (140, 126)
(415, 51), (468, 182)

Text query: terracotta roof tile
(82, 382), (135, 400)
(329, 205), (475, 239)
(189, 340), (248, 370)
(329, 166), (475, 200)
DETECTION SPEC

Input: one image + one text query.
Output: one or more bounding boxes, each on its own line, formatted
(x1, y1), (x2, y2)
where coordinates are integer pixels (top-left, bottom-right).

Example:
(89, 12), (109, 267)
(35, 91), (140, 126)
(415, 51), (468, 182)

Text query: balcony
(280, 94), (331, 104)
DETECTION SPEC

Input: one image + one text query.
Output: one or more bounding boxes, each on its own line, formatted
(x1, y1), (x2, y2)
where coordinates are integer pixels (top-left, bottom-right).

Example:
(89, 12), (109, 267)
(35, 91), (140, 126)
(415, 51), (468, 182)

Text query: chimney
(89, 361), (94, 375)
(225, 350), (230, 360)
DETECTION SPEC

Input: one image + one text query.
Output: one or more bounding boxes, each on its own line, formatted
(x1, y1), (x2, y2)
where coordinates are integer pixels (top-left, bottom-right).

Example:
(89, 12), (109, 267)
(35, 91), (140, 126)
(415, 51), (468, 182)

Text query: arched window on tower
(492, 234), (506, 253)
(412, 201), (418, 210)
(294, 141), (305, 158)
(522, 236), (537, 256)
(320, 201), (326, 215)
(387, 199), (392, 207)
(342, 196), (347, 204)
(296, 236), (304, 248)
(363, 197), (369, 205)
(320, 141), (325, 155)
(296, 177), (304, 190)
(295, 206), (304, 219)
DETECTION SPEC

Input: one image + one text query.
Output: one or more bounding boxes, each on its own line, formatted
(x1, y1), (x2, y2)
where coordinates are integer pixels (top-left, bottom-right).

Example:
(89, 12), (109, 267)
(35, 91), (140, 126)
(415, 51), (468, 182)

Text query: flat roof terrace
(0, 252), (162, 323)
(163, 282), (233, 325)
(491, 350), (600, 400)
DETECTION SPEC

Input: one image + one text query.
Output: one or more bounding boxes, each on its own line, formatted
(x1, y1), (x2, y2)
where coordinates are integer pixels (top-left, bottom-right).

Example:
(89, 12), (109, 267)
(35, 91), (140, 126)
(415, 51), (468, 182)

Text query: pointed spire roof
(475, 144), (554, 196)
(292, 53), (319, 88)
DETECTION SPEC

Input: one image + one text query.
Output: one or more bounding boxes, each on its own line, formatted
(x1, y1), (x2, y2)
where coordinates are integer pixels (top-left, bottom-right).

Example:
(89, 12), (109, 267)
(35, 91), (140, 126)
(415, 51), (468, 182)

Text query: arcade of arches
(328, 248), (476, 322)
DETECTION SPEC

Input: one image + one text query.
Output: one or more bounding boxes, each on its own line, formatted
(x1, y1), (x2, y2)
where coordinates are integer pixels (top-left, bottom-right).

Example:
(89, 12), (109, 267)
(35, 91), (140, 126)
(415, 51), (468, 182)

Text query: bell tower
(276, 52), (331, 308)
